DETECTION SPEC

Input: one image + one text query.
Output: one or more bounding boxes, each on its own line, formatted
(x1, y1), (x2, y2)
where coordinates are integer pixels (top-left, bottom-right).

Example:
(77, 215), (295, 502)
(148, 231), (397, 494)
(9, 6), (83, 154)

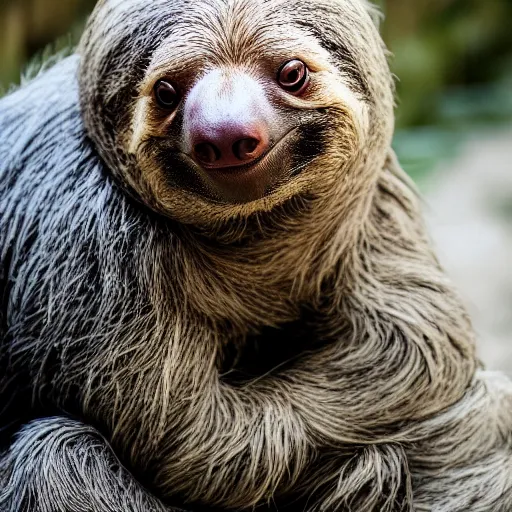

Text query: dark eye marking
(294, 21), (371, 101)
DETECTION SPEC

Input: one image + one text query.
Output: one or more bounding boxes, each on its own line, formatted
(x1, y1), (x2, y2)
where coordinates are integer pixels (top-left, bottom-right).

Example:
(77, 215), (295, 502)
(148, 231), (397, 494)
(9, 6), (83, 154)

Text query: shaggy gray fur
(1, 0), (512, 511)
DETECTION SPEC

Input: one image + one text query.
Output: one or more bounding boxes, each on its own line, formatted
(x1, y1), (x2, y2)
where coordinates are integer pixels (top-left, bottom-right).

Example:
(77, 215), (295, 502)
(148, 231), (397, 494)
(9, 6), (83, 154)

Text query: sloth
(1, 0), (512, 511)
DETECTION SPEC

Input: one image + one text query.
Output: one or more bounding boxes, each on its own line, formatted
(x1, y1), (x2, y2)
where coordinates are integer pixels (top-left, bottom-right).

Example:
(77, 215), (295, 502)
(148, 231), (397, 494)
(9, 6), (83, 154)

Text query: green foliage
(383, 0), (512, 129)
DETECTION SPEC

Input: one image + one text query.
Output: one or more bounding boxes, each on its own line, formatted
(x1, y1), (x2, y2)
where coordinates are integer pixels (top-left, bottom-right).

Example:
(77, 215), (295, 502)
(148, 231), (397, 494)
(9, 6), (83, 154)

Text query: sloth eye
(277, 60), (310, 95)
(154, 79), (179, 109)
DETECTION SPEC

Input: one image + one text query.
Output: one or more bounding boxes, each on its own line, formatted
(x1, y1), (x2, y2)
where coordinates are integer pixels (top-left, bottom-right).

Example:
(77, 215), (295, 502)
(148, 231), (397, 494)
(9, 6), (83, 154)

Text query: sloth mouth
(202, 151), (269, 178)
(179, 128), (300, 204)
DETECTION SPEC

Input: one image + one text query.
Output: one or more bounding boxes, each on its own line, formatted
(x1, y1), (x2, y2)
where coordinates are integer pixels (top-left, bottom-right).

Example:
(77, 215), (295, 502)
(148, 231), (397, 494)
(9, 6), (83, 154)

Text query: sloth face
(134, 60), (314, 205)
(80, 0), (394, 224)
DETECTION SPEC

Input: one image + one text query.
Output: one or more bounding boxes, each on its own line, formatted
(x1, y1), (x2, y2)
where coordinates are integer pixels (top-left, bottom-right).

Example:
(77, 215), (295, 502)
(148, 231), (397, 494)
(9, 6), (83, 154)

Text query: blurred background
(1, 0), (511, 372)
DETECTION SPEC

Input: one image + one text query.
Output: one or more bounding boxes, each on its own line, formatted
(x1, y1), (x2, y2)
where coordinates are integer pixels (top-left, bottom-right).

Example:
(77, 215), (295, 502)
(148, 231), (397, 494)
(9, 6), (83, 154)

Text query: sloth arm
(274, 163), (477, 445)
(138, 259), (476, 511)
(0, 417), (188, 512)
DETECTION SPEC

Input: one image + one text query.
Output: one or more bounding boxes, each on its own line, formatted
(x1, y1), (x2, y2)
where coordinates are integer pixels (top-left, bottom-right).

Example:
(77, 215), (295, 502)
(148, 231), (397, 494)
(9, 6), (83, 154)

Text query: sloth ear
(362, 0), (384, 29)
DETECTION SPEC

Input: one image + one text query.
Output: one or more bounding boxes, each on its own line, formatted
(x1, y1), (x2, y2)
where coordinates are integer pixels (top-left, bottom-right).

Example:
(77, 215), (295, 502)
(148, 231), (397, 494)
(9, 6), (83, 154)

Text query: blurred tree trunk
(0, 0), (95, 89)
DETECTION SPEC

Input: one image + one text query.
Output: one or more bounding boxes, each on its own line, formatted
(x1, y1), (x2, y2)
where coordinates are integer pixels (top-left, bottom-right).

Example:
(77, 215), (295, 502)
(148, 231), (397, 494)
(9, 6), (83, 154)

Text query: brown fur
(1, 1), (511, 511)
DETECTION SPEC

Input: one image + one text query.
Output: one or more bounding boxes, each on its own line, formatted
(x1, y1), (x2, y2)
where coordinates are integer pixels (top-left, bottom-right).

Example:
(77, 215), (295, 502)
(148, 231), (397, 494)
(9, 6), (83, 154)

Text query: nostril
(194, 142), (221, 164)
(233, 138), (261, 161)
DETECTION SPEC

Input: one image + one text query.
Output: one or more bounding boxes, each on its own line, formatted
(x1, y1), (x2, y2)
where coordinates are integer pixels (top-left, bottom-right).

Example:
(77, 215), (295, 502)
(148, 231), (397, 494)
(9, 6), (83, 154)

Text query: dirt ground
(423, 128), (512, 375)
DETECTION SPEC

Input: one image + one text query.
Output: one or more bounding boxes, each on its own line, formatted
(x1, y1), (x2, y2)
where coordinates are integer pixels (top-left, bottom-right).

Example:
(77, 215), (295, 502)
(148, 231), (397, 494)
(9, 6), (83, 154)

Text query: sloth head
(79, 0), (394, 225)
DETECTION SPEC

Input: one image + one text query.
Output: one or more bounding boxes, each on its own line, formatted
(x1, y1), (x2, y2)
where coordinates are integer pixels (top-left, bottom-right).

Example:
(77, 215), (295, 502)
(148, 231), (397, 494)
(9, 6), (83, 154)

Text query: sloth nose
(191, 122), (269, 168)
